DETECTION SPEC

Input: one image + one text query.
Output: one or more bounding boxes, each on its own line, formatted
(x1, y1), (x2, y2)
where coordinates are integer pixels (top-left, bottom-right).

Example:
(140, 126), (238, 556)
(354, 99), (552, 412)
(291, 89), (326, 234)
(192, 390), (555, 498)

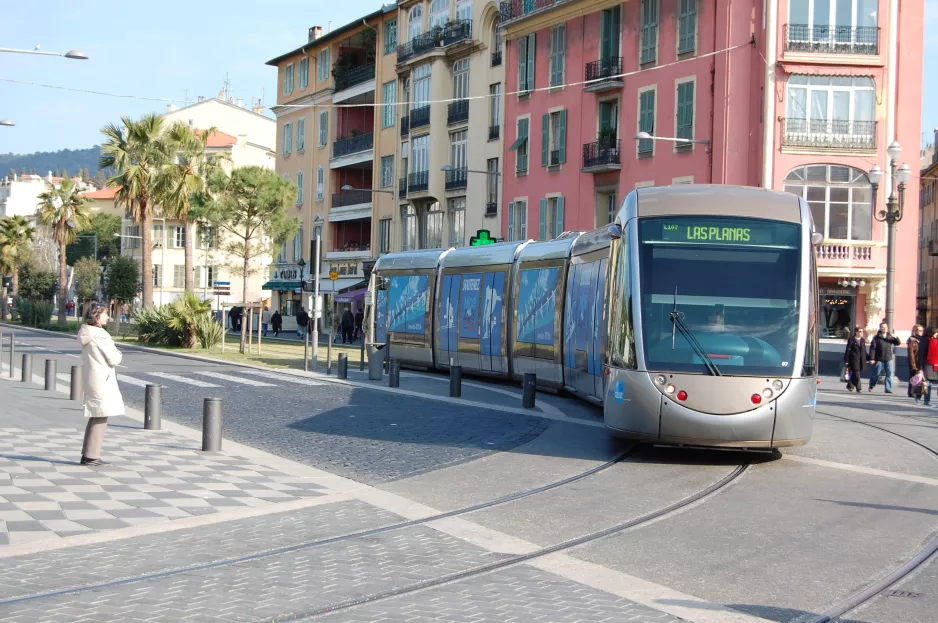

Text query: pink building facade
(499, 0), (923, 339)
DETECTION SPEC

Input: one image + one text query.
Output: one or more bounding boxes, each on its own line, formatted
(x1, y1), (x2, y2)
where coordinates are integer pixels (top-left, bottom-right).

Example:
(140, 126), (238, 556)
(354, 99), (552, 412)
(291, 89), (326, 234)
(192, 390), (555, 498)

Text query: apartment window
(317, 48), (331, 82)
(298, 57), (309, 89)
(125, 225), (140, 249)
(788, 0), (879, 40)
(638, 89), (656, 154)
(785, 75), (875, 141)
(450, 130), (468, 170)
(319, 110), (328, 147)
(297, 118), (306, 152)
(296, 171), (304, 204)
(277, 240), (287, 263)
(449, 197), (467, 247)
(539, 196), (565, 240)
(600, 7), (622, 63)
(541, 109), (567, 166)
(518, 34), (535, 93)
(282, 122), (293, 156)
(152, 222), (164, 248)
(640, 0), (658, 64)
(283, 63), (294, 95)
(453, 58), (470, 100)
(430, 0), (449, 30)
(384, 19), (398, 54)
(316, 165), (324, 201)
(174, 226), (186, 249)
(605, 192), (618, 225)
(382, 81), (397, 128)
(413, 63), (431, 109)
(293, 225), (303, 260)
(425, 202), (444, 248)
(678, 0), (697, 54)
(456, 0), (472, 21)
(549, 26), (566, 87)
(379, 218), (392, 254)
(408, 5), (424, 41)
(783, 164), (872, 240)
(381, 156), (394, 188)
(412, 134), (429, 174)
(487, 158), (499, 205)
(489, 84), (501, 133)
(402, 205), (418, 251)
(200, 265), (215, 289)
(173, 265), (185, 289)
(198, 225), (215, 249)
(152, 264), (161, 287)
(676, 80), (695, 148)
(510, 118), (530, 173)
(507, 200), (527, 241)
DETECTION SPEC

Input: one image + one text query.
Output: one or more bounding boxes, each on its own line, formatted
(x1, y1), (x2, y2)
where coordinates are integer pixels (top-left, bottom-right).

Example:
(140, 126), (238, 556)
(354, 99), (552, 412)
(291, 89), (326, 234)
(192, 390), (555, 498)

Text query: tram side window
(609, 233), (636, 369)
(803, 256), (819, 376)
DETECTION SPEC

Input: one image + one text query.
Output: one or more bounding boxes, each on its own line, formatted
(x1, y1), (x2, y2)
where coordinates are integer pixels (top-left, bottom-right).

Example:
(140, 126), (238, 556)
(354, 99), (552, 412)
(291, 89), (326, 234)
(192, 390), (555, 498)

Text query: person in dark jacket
(296, 307), (309, 338)
(354, 309), (364, 341)
(907, 324), (923, 398)
(915, 326), (938, 406)
(340, 309), (355, 344)
(843, 326), (866, 393)
(271, 311), (282, 337)
(868, 321), (901, 393)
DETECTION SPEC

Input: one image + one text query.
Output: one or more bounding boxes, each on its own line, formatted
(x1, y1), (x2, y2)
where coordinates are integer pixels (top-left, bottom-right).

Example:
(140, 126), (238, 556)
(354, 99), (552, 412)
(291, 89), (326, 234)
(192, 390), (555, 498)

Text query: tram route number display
(642, 218), (799, 246)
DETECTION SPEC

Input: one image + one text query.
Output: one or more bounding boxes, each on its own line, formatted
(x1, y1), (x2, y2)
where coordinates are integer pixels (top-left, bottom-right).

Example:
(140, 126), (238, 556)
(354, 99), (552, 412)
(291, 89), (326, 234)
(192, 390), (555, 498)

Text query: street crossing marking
(193, 371), (277, 387)
(116, 375), (152, 388)
(149, 372), (220, 388)
(237, 369), (324, 386)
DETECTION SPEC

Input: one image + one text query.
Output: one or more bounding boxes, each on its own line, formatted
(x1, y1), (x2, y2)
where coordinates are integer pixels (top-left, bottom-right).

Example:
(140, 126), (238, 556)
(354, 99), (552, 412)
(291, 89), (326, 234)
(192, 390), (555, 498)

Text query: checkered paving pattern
(0, 427), (328, 546)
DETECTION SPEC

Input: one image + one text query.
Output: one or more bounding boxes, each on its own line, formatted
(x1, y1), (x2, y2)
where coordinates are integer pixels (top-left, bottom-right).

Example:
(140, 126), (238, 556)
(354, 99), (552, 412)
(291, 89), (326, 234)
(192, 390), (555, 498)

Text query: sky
(0, 0), (936, 157)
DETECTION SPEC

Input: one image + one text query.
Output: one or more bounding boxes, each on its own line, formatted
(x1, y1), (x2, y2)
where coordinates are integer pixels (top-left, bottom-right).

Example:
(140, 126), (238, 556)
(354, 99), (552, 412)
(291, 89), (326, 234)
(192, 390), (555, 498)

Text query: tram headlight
(762, 388), (773, 399)
(655, 375), (667, 385)
(665, 384), (676, 394)
(772, 380), (784, 391)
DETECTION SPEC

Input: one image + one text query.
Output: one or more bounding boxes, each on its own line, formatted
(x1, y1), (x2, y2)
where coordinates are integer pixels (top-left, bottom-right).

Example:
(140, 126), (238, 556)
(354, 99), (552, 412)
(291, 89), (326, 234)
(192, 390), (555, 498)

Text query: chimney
(252, 103), (265, 114)
(167, 103), (177, 112)
(309, 26), (322, 41)
(328, 21), (333, 33)
(229, 97), (235, 105)
(198, 95), (205, 102)
(236, 97), (244, 108)
(218, 88), (226, 100)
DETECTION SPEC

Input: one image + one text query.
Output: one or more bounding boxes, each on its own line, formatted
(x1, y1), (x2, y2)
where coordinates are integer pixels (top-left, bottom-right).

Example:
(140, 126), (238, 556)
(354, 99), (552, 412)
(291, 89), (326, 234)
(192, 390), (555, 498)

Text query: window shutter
(555, 196), (565, 236)
(678, 0), (696, 53)
(539, 198), (547, 239)
(520, 203), (527, 238)
(526, 34), (536, 91)
(558, 109), (567, 163)
(518, 38), (527, 91)
(508, 201), (515, 240)
(677, 82), (694, 140)
(541, 114), (550, 167)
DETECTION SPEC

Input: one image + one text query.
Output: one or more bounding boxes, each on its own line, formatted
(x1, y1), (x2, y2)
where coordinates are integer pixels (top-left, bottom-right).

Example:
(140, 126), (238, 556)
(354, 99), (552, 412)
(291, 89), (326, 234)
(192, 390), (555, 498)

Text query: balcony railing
(781, 119), (877, 151)
(332, 189), (373, 207)
(408, 170), (429, 193)
(815, 243), (874, 261)
(445, 167), (468, 190)
(585, 57), (624, 85)
(332, 132), (374, 158)
(785, 24), (879, 55)
(331, 242), (372, 254)
(399, 177), (407, 198)
(397, 31), (439, 63)
(447, 99), (469, 124)
(499, 0), (572, 24)
(491, 50), (502, 66)
(582, 139), (621, 170)
(334, 63), (376, 92)
(443, 20), (472, 46)
(400, 115), (410, 137)
(489, 125), (500, 140)
(410, 105), (431, 130)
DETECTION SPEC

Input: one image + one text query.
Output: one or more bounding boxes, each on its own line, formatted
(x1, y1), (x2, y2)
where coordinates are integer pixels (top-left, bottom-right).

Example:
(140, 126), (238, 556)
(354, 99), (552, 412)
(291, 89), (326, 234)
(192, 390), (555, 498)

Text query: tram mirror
(377, 277), (390, 291)
(812, 232), (824, 245)
(607, 224), (623, 239)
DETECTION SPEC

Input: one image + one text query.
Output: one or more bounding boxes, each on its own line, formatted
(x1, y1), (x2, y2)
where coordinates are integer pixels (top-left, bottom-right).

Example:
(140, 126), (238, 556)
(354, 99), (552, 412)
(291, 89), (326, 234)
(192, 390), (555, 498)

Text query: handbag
(840, 365), (849, 382)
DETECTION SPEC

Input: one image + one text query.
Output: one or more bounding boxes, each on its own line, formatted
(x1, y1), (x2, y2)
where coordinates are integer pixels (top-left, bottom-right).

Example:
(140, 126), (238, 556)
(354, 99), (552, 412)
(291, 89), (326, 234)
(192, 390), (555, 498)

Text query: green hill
(0, 146), (103, 179)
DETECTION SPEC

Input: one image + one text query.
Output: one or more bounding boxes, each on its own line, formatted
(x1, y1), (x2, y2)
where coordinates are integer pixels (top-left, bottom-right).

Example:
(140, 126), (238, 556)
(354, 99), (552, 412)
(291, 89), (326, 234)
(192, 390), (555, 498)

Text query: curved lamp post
(633, 131), (711, 153)
(0, 47), (88, 60)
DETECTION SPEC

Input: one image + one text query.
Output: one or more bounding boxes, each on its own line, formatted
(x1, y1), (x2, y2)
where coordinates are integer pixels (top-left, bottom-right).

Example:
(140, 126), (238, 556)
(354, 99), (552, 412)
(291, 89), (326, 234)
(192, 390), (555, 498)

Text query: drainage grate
(881, 590), (921, 598)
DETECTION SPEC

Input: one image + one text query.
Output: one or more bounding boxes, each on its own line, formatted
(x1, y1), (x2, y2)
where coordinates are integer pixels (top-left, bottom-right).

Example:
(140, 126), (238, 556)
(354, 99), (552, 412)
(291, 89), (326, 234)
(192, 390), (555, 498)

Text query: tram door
(439, 270), (507, 373)
(563, 257), (607, 400)
(439, 273), (460, 365)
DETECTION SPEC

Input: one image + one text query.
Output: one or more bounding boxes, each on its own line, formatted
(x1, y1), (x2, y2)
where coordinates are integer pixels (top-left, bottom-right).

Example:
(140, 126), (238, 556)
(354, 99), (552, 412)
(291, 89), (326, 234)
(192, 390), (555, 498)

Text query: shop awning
(261, 281), (300, 291)
(319, 277), (365, 294)
(335, 287), (367, 303)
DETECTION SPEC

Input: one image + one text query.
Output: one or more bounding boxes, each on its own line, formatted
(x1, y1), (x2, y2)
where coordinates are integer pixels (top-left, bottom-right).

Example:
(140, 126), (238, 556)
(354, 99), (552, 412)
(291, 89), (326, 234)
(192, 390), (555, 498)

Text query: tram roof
(440, 240), (530, 268)
(633, 185), (803, 223)
(516, 233), (582, 262)
(375, 248), (451, 271)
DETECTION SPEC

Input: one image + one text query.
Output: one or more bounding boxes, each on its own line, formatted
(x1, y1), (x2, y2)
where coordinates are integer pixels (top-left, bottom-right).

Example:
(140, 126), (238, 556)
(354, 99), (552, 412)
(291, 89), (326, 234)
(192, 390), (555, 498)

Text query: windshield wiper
(670, 287), (722, 377)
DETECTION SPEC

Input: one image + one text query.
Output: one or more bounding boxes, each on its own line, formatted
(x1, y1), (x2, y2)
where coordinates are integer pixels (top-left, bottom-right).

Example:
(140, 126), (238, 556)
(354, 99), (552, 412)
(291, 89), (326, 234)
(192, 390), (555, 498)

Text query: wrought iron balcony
(443, 20), (472, 46)
(410, 105), (431, 130)
(445, 167), (468, 190)
(408, 170), (429, 193)
(781, 119), (877, 151)
(397, 32), (439, 63)
(332, 189), (373, 207)
(582, 139), (621, 171)
(491, 50), (502, 66)
(489, 125), (500, 140)
(785, 24), (879, 55)
(399, 177), (407, 198)
(332, 132), (374, 159)
(334, 64), (376, 92)
(447, 99), (469, 125)
(400, 115), (409, 137)
(584, 57), (624, 90)
(499, 0), (573, 24)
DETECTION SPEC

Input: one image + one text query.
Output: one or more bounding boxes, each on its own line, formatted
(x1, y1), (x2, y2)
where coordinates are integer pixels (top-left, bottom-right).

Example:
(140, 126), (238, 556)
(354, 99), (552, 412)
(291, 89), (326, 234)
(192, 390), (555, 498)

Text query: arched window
(408, 5), (424, 42)
(783, 164), (872, 241)
(402, 205), (418, 251)
(430, 0), (450, 30)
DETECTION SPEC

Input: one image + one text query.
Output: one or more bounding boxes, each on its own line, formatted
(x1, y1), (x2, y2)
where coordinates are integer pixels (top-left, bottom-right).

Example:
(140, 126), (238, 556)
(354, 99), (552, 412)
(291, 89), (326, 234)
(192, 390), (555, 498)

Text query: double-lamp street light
(870, 141), (912, 331)
(1, 45), (88, 127)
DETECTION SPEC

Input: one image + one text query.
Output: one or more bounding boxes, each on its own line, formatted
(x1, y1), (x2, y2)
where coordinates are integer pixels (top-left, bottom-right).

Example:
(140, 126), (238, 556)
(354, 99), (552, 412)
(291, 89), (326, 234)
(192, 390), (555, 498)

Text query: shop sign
(820, 286), (855, 296)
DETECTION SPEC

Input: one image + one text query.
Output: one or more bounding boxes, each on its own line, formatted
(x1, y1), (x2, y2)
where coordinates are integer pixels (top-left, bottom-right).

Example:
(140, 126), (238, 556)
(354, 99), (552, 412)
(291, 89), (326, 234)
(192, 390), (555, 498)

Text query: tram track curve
(0, 445), (640, 606)
(803, 411), (938, 623)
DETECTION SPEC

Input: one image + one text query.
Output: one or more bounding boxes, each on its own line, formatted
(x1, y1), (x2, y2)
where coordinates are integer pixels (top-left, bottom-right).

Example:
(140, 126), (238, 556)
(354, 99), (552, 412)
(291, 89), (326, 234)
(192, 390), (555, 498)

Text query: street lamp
(311, 214), (324, 367)
(0, 46), (88, 60)
(439, 164), (502, 176)
(870, 141), (911, 330)
(0, 120), (13, 127)
(633, 131), (711, 153)
(340, 184), (396, 195)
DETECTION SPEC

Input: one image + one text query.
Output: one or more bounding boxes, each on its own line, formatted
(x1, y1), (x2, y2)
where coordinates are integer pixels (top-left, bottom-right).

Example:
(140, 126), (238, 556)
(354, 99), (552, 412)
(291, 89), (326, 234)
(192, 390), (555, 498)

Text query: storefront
(262, 263), (310, 332)
(819, 285), (857, 339)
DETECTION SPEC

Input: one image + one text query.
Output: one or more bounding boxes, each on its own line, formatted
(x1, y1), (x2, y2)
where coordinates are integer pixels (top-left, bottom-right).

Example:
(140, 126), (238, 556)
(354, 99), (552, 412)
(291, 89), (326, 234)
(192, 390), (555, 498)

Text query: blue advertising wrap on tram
(439, 275), (459, 350)
(459, 273), (482, 338)
(481, 272), (505, 356)
(516, 268), (559, 345)
(387, 275), (428, 334)
(375, 289), (388, 343)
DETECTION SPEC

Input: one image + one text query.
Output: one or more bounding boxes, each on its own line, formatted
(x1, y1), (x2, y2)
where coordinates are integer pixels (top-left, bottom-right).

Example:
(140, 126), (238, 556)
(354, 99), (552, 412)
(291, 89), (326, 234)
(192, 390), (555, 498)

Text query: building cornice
(501, 0), (622, 40)
(271, 89), (335, 117)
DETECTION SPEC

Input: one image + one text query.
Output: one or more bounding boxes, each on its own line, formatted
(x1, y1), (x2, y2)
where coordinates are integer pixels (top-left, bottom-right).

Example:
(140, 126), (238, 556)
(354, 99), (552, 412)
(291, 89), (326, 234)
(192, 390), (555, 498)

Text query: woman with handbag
(914, 326), (938, 406)
(77, 304), (126, 465)
(844, 326), (866, 393)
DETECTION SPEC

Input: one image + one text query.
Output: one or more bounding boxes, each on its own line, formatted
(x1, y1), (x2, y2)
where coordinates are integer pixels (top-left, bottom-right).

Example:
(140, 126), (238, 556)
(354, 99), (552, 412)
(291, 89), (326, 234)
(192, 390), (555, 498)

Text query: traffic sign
(470, 229), (497, 246)
(364, 290), (373, 305)
(329, 271), (339, 280)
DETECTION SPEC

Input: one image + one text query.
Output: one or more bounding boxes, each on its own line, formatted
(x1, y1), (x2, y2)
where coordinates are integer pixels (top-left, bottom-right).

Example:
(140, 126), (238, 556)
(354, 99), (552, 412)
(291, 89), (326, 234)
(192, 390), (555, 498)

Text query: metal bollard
(70, 366), (83, 402)
(44, 359), (57, 391)
(388, 358), (400, 388)
(367, 345), (384, 381)
(21, 353), (32, 383)
(144, 385), (162, 430)
(337, 353), (348, 379)
(522, 373), (537, 409)
(8, 334), (15, 379)
(202, 398), (223, 452)
(449, 365), (462, 398)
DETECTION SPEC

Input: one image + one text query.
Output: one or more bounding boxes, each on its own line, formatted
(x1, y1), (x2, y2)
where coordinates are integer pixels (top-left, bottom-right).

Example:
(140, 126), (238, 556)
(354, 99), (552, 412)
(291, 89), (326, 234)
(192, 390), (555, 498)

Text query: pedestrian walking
(868, 321), (901, 393)
(355, 309), (364, 341)
(843, 326), (865, 393)
(261, 306), (272, 337)
(120, 302), (130, 323)
(77, 304), (125, 466)
(296, 307), (309, 338)
(271, 310), (282, 337)
(341, 309), (355, 344)
(914, 326), (938, 406)
(907, 324), (923, 400)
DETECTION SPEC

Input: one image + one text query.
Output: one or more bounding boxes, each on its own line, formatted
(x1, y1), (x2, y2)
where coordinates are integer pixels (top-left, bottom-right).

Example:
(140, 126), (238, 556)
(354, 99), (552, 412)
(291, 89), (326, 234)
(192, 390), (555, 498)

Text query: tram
(369, 185), (819, 449)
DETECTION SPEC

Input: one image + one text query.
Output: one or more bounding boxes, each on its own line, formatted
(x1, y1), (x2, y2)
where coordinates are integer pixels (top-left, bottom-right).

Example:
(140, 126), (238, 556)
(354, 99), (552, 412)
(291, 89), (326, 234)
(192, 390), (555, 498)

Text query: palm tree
(100, 114), (173, 309)
(0, 215), (36, 297)
(166, 291), (213, 348)
(155, 123), (230, 293)
(37, 178), (92, 325)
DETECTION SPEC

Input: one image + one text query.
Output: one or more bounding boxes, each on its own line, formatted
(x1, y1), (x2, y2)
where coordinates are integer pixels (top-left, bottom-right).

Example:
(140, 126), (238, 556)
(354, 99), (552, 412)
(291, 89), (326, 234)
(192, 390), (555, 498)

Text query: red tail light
(677, 390), (688, 401)
(751, 393), (762, 404)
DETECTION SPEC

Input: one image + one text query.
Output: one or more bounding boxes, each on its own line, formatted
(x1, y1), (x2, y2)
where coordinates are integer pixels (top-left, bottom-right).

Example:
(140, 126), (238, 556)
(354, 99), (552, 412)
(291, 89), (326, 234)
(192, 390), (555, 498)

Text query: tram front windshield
(638, 217), (802, 376)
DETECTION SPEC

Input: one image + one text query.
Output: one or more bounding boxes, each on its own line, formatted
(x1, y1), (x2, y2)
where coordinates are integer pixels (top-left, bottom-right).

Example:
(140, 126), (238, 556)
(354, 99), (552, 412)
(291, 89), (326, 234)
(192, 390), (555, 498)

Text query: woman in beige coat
(77, 305), (125, 466)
